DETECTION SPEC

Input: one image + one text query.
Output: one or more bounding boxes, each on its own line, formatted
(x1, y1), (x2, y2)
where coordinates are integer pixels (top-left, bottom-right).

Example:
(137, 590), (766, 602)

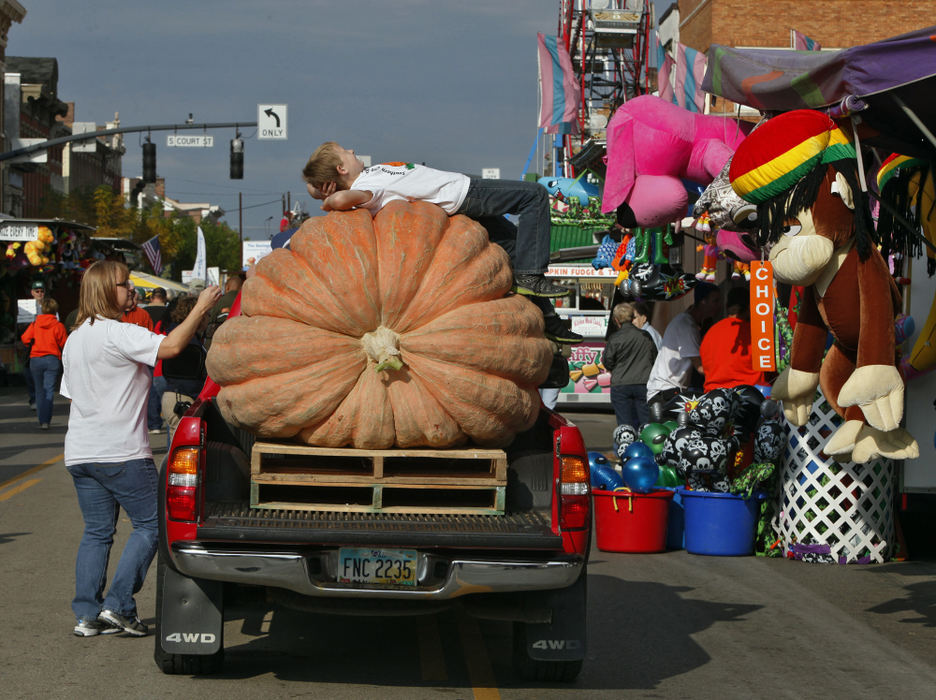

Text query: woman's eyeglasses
(116, 281), (133, 289)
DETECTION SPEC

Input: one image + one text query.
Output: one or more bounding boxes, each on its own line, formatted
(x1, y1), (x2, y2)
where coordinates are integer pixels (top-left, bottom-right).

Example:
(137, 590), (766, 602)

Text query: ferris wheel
(550, 0), (654, 177)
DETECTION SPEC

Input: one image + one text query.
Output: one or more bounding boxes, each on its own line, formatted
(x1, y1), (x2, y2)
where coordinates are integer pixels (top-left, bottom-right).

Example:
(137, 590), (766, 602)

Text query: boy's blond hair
(302, 141), (342, 188)
(41, 297), (59, 316)
(612, 302), (636, 327)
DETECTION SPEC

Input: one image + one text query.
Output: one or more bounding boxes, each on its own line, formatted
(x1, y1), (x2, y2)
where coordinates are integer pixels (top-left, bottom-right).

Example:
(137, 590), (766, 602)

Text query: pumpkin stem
(361, 326), (404, 373)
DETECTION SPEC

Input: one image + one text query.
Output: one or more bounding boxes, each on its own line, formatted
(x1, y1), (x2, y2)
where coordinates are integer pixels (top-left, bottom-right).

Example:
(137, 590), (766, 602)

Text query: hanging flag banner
(791, 29), (822, 51)
(750, 260), (776, 372)
(537, 32), (580, 134)
(193, 226), (207, 282)
(656, 39), (706, 113)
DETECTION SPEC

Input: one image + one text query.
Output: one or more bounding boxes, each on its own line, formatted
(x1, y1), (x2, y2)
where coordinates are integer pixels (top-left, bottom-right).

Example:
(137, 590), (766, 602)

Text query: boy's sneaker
(73, 618), (120, 637)
(543, 315), (584, 344)
(98, 609), (148, 637)
(513, 274), (571, 298)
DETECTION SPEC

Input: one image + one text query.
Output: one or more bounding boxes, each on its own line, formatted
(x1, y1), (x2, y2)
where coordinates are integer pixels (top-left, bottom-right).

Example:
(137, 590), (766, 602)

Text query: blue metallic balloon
(622, 455), (659, 493)
(622, 441), (654, 463)
(588, 451), (610, 471)
(590, 462), (625, 491)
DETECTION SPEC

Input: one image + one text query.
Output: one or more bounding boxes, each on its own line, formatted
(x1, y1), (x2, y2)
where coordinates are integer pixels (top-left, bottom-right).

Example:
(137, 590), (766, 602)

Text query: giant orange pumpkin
(206, 200), (554, 449)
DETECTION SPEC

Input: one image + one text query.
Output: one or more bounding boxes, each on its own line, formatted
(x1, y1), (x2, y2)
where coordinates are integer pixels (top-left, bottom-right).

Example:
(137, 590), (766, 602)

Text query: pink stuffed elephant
(601, 95), (750, 226)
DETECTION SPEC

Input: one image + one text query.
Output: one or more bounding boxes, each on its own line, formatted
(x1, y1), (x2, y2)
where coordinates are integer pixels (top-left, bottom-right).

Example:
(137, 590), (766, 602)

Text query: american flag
(142, 235), (162, 275)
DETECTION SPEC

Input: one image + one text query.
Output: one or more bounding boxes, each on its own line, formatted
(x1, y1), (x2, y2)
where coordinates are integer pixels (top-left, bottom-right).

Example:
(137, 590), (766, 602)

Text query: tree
(35, 187), (243, 281)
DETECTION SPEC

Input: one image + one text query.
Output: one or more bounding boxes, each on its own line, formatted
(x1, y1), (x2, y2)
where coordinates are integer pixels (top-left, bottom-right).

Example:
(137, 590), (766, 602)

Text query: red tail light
(167, 447), (200, 522)
(559, 455), (590, 530)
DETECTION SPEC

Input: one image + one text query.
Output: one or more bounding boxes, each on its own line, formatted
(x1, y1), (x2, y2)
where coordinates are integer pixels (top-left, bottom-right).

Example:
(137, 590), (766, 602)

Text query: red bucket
(593, 488), (674, 553)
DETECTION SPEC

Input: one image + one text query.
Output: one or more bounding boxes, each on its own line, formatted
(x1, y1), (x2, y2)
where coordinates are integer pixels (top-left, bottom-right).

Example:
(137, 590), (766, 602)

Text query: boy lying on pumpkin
(302, 142), (582, 344)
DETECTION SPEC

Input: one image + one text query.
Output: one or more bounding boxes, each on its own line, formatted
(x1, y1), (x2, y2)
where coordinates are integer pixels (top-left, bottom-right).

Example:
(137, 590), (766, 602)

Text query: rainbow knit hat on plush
(729, 110), (855, 205)
(876, 153), (928, 192)
(876, 152), (935, 259)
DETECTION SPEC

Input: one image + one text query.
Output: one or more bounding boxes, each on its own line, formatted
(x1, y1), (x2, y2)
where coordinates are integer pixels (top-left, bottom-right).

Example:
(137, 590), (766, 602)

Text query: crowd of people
(603, 280), (767, 434)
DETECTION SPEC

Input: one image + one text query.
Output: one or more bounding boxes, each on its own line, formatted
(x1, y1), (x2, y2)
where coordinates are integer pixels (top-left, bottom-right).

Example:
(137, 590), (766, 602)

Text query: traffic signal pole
(0, 120), (258, 162)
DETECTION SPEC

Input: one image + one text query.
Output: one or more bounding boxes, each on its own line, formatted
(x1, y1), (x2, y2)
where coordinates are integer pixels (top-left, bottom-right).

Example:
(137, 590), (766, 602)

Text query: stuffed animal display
(728, 109), (918, 464)
(601, 95), (749, 227)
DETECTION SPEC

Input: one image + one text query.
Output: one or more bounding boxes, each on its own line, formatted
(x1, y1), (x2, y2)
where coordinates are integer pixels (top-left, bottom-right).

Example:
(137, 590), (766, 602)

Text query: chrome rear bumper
(171, 543), (583, 599)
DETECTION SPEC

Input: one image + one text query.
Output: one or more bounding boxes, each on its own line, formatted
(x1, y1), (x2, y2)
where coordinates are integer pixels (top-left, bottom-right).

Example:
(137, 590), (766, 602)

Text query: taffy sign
(563, 342), (611, 394)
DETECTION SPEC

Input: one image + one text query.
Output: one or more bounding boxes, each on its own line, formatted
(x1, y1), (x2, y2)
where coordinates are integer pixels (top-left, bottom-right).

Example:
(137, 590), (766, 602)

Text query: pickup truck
(154, 393), (592, 682)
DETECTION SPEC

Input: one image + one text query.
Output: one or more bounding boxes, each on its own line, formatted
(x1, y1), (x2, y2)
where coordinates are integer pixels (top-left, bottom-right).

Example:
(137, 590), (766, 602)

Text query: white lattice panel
(778, 392), (895, 564)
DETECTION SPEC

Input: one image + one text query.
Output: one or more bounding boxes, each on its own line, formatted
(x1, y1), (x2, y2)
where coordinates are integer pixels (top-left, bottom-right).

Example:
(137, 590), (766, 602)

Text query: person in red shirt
(20, 297), (68, 429)
(121, 285), (154, 331)
(699, 285), (766, 393)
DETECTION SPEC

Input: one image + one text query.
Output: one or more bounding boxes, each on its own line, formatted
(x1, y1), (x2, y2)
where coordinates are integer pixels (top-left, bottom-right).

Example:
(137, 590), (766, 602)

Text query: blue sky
(7, 1), (564, 240)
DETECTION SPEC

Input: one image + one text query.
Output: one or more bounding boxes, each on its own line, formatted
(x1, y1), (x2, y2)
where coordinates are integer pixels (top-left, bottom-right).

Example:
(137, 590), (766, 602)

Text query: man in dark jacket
(603, 301), (658, 429)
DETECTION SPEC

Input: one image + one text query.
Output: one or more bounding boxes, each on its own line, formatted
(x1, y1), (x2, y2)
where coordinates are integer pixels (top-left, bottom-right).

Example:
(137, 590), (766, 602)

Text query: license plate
(338, 548), (418, 586)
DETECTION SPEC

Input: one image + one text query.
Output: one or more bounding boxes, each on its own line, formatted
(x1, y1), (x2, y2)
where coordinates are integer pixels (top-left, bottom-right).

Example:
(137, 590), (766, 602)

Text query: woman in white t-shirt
(62, 260), (220, 637)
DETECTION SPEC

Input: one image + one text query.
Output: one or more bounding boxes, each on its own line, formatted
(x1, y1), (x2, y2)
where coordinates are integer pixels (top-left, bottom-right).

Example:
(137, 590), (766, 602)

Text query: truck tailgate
(197, 503), (561, 550)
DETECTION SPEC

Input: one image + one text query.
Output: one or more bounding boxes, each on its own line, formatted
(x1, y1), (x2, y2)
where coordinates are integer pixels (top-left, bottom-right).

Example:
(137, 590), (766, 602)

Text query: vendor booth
(1, 218), (96, 374)
(693, 25), (936, 559)
(546, 264), (617, 407)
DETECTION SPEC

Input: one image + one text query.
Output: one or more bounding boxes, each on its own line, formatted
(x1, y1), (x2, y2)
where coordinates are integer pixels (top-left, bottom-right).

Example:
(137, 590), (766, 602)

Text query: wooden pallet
(249, 441), (508, 515)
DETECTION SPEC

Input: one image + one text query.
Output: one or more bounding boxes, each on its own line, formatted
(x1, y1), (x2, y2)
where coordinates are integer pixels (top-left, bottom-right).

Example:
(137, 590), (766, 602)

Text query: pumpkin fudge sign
(206, 201), (554, 449)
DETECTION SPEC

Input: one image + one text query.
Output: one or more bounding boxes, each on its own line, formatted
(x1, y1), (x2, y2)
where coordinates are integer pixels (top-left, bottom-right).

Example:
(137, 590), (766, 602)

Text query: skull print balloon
(613, 424), (639, 450)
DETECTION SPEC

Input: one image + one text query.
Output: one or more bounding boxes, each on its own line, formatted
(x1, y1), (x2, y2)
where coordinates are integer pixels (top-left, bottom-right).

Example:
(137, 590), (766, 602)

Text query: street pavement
(1, 387), (936, 698)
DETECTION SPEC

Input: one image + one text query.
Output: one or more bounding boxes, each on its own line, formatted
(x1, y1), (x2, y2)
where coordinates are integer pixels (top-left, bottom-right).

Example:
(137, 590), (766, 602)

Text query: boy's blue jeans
(29, 354), (60, 425)
(456, 177), (551, 275)
(610, 384), (650, 430)
(67, 459), (159, 621)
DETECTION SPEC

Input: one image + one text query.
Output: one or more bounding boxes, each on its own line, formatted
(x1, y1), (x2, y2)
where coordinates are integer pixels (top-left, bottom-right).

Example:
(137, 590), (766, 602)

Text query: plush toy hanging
(601, 95), (749, 227)
(876, 154), (936, 380)
(728, 109), (918, 464)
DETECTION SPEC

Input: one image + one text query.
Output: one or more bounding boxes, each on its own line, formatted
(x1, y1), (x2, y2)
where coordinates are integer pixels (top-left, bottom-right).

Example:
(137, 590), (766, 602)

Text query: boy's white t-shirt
(61, 317), (164, 466)
(352, 163), (470, 215)
(645, 310), (701, 400)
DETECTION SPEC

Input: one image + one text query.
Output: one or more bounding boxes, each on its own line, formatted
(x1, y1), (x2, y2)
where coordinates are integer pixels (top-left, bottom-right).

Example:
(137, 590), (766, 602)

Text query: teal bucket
(680, 489), (764, 556)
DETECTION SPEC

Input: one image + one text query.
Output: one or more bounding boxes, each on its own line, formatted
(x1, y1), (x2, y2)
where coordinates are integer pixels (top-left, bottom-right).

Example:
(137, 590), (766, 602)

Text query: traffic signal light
(230, 136), (244, 179)
(142, 142), (157, 183)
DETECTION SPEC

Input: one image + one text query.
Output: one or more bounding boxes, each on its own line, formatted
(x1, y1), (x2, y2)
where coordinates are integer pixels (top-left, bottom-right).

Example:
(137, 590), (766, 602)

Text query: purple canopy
(702, 26), (936, 157)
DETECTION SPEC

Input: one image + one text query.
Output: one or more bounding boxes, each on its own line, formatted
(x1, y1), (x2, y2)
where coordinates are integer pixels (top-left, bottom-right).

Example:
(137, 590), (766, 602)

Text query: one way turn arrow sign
(257, 104), (288, 140)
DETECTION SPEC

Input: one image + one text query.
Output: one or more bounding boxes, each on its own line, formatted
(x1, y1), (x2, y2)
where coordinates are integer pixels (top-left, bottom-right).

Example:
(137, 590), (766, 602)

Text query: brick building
(674, 0), (935, 54)
(0, 0), (25, 207)
(3, 57), (124, 217)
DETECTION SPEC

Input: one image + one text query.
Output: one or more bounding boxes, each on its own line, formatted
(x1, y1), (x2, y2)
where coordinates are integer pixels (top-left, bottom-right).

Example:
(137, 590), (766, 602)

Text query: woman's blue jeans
(29, 354), (60, 425)
(67, 459), (159, 621)
(456, 177), (551, 275)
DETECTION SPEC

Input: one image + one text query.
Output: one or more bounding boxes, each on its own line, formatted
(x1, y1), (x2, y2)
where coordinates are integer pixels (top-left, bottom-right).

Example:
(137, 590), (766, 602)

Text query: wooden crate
(249, 441), (507, 515)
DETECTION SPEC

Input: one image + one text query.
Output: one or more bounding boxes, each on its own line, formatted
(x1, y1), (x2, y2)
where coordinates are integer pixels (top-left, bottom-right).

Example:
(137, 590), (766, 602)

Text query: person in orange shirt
(21, 297), (68, 429)
(121, 285), (154, 331)
(699, 285), (766, 392)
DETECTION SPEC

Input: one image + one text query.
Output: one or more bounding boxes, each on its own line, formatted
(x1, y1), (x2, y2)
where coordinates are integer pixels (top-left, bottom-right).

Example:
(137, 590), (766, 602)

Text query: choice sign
(750, 260), (776, 372)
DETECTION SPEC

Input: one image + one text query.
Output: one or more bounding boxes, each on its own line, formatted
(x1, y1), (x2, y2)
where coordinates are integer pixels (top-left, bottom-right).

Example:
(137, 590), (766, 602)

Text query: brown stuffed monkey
(728, 110), (918, 464)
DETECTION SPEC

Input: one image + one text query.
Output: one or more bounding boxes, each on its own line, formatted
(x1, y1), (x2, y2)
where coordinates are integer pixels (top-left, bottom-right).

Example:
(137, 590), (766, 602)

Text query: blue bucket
(680, 489), (764, 556)
(662, 487), (685, 550)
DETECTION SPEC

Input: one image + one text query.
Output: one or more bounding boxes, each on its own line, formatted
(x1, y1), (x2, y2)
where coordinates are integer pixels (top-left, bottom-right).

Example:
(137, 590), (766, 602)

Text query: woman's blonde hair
(74, 260), (128, 327)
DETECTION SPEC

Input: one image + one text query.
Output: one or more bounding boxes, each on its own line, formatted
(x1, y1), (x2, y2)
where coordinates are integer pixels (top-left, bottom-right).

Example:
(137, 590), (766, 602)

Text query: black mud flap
(158, 565), (223, 656)
(517, 572), (587, 661)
